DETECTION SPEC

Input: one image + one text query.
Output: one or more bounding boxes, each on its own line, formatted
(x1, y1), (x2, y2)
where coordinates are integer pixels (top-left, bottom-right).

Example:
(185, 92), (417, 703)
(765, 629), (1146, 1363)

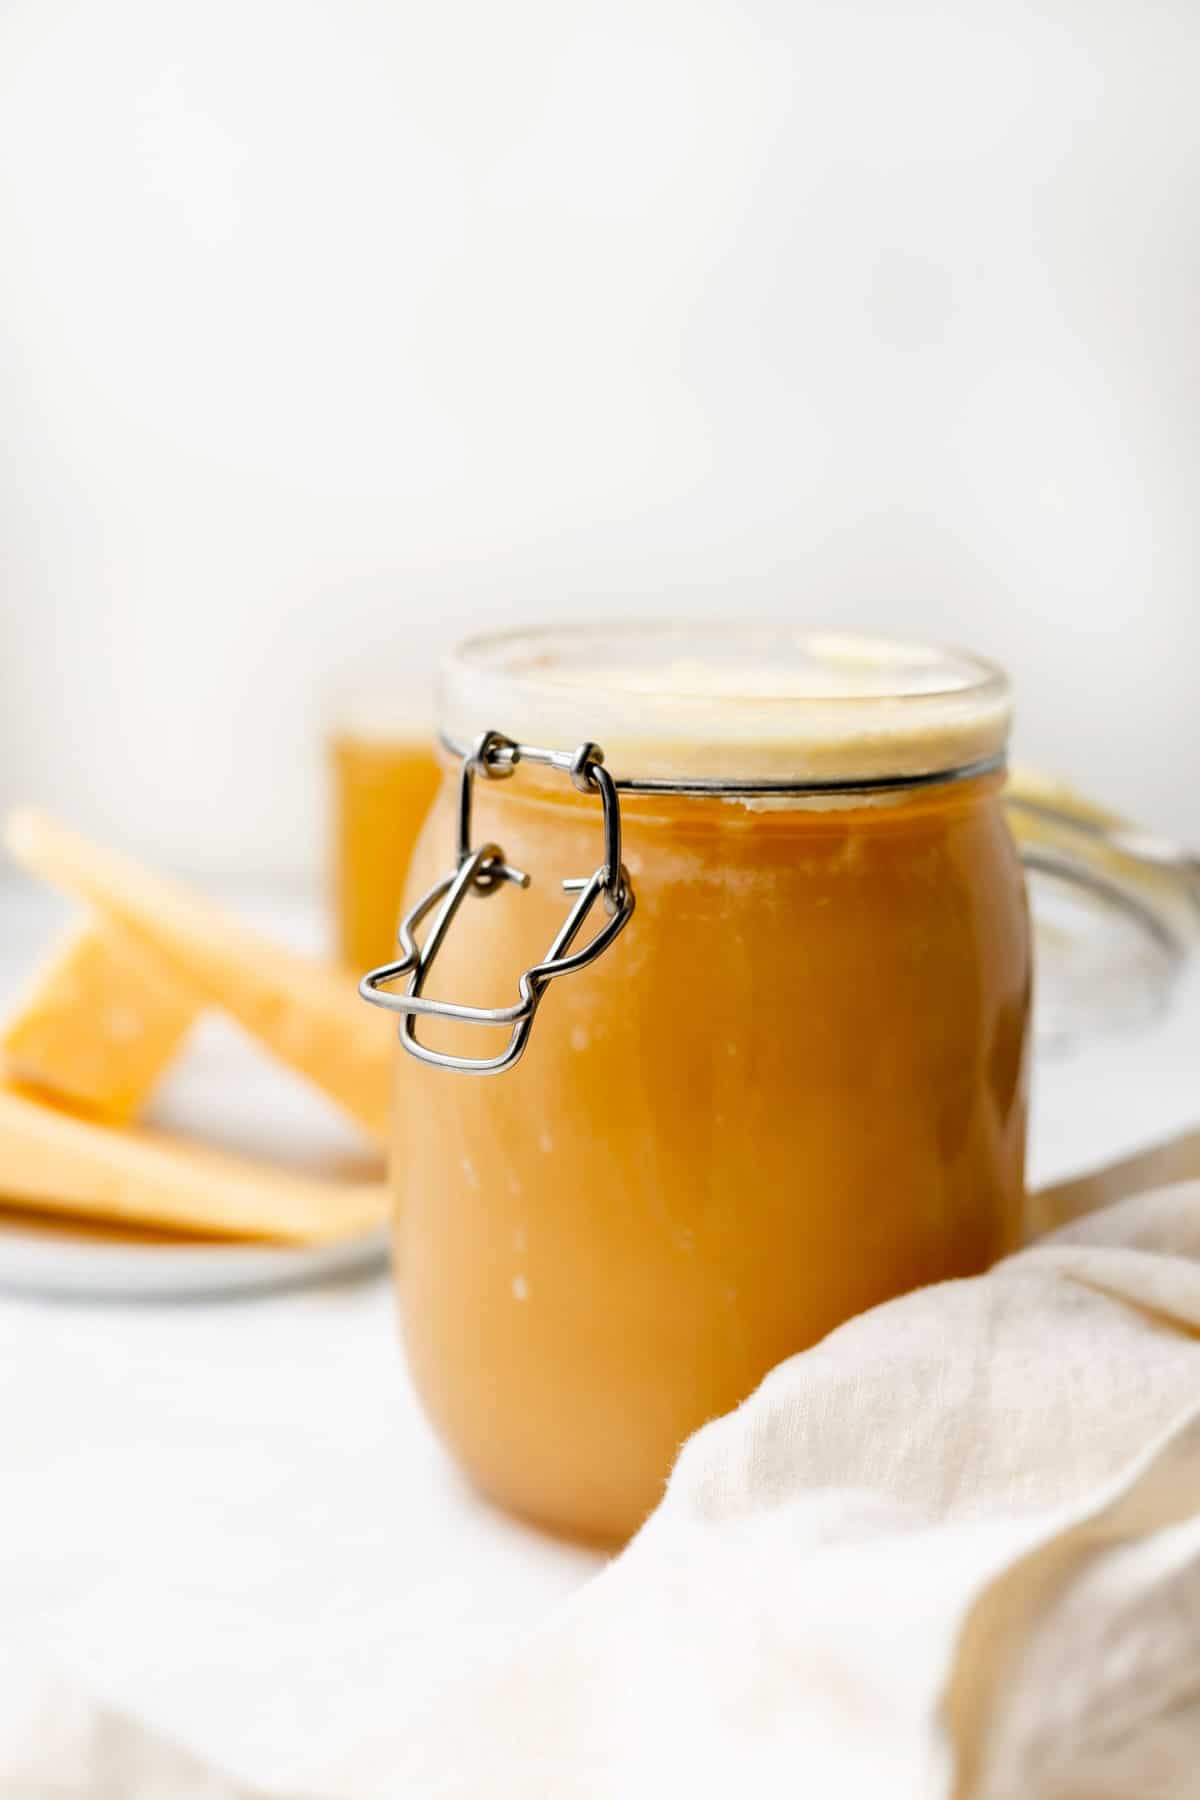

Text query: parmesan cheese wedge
(5, 810), (391, 1144)
(0, 1084), (388, 1244)
(1, 913), (200, 1123)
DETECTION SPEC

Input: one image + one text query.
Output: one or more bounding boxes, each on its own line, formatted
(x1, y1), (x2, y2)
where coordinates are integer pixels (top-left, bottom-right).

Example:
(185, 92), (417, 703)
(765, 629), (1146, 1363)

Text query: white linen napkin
(331, 1160), (1200, 1798)
(0, 1681), (286, 1799)
(7, 1147), (1200, 1797)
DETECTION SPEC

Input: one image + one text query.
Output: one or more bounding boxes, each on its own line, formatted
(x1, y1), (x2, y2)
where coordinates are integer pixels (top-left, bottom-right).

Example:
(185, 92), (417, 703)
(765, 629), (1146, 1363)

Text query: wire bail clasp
(359, 731), (635, 1074)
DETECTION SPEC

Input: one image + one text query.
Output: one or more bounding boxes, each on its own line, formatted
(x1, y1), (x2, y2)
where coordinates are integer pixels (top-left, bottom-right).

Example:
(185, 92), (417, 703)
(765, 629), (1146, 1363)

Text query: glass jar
(363, 625), (1033, 1544)
(328, 699), (440, 972)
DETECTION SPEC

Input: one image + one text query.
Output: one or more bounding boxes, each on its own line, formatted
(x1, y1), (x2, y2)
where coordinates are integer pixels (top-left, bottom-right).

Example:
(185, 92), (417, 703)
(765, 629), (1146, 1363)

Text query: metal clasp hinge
(359, 731), (635, 1074)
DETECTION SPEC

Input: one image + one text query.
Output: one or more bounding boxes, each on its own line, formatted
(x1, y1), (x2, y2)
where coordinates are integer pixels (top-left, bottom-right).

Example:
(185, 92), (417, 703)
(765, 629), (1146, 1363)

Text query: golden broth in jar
(368, 628), (1032, 1545)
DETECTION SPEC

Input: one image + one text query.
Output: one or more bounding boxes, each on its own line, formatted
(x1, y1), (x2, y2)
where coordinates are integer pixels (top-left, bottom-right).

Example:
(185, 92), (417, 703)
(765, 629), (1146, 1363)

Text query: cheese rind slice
(1, 914), (199, 1123)
(0, 1084), (388, 1244)
(1006, 764), (1124, 831)
(5, 810), (391, 1144)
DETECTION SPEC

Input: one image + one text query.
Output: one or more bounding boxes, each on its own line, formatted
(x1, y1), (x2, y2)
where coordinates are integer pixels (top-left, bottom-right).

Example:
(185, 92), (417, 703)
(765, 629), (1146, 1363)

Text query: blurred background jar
(329, 699), (440, 972)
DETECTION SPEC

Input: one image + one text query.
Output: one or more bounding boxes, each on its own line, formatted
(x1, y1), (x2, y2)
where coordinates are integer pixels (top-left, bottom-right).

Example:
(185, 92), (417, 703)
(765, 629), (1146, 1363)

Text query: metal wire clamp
(359, 731), (635, 1074)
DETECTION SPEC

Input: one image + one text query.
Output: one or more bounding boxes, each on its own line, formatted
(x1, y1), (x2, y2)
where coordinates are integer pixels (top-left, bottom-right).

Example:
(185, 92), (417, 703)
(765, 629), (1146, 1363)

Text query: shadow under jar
(362, 625), (1033, 1546)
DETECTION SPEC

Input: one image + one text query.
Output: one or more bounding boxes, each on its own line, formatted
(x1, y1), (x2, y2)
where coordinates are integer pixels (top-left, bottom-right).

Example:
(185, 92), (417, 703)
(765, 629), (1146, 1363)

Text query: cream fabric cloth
(6, 1140), (1200, 1797)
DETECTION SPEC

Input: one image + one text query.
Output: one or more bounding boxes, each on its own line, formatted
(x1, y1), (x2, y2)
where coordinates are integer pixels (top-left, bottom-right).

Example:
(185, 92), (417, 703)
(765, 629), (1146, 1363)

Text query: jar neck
(436, 741), (1009, 837)
(437, 732), (1005, 806)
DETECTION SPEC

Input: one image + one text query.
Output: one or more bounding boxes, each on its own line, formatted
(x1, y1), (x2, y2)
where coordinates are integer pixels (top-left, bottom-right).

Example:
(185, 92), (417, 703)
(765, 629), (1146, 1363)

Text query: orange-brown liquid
(394, 766), (1032, 1544)
(330, 731), (440, 972)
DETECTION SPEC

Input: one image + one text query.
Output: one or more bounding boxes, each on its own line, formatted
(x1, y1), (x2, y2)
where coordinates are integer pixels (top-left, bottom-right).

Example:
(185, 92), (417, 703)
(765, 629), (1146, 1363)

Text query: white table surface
(0, 880), (1197, 1789)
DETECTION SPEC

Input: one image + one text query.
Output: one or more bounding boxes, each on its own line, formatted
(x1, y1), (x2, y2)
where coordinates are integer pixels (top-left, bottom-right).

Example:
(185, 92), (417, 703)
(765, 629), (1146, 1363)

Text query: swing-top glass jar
(362, 624), (1032, 1544)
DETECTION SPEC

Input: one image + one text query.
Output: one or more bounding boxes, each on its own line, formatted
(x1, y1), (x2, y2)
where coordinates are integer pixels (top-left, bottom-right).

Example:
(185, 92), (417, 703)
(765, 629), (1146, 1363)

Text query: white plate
(0, 1215), (388, 1301)
(0, 887), (391, 1301)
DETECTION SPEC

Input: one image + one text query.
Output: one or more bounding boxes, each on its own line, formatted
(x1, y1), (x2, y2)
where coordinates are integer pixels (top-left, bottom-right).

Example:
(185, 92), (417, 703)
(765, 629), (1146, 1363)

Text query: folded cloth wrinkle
(952, 1401), (1200, 1799)
(0, 1680), (302, 1800)
(661, 1232), (1200, 1534)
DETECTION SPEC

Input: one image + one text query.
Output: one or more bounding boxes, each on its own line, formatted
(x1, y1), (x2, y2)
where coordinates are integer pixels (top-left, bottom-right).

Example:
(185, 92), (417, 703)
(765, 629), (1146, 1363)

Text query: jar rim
(440, 621), (1012, 785)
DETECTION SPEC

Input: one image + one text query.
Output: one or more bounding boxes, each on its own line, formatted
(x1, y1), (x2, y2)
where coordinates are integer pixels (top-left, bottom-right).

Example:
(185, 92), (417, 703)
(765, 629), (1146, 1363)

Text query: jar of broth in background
(329, 699), (440, 971)
(362, 626), (1034, 1544)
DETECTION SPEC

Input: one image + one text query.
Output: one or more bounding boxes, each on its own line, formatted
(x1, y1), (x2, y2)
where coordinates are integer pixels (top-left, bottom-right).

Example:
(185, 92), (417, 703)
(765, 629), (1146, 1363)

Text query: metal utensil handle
(359, 731), (635, 1075)
(1018, 845), (1189, 967)
(1009, 797), (1200, 918)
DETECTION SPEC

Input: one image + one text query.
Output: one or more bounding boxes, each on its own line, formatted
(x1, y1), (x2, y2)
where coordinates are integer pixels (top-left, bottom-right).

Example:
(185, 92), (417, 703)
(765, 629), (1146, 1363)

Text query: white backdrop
(1, 0), (1197, 878)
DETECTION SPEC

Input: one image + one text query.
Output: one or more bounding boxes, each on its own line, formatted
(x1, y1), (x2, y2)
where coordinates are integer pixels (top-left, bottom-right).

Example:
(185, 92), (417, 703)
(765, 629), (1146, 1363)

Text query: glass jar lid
(439, 623), (1011, 788)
